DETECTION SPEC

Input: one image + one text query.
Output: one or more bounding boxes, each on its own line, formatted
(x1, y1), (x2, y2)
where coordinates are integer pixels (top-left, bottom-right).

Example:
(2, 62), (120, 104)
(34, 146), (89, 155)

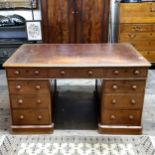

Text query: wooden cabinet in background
(118, 2), (155, 63)
(41, 0), (110, 43)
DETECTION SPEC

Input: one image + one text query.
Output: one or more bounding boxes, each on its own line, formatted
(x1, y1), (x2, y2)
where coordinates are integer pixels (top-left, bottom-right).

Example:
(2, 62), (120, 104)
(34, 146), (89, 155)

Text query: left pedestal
(6, 68), (54, 133)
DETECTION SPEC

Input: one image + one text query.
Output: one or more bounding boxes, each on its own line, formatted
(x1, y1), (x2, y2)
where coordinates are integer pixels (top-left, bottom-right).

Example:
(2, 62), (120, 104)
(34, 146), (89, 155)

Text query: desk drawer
(101, 110), (141, 125)
(103, 80), (146, 93)
(6, 68), (48, 78)
(106, 67), (147, 78)
(102, 94), (143, 109)
(10, 94), (51, 108)
(8, 80), (50, 94)
(12, 109), (51, 125)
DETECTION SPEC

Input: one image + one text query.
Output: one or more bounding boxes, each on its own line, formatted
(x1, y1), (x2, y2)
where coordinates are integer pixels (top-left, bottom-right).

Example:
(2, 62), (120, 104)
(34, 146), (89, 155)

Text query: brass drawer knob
(34, 70), (40, 75)
(35, 85), (41, 90)
(16, 85), (21, 90)
(128, 33), (136, 39)
(132, 85), (137, 90)
(37, 99), (41, 104)
(37, 115), (43, 120)
(113, 70), (119, 75)
(112, 85), (118, 90)
(18, 99), (23, 104)
(134, 70), (140, 75)
(60, 71), (65, 75)
(131, 99), (136, 105)
(110, 115), (116, 120)
(20, 115), (24, 120)
(88, 71), (93, 75)
(111, 99), (117, 104)
(129, 115), (134, 120)
(14, 70), (20, 75)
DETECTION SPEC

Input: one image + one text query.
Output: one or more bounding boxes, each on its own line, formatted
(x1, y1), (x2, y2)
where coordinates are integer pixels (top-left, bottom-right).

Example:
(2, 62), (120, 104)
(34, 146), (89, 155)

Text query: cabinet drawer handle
(128, 34), (136, 39)
(150, 7), (155, 12)
(14, 70), (20, 75)
(113, 70), (119, 75)
(129, 115), (134, 120)
(110, 115), (116, 120)
(37, 99), (41, 104)
(34, 70), (40, 75)
(111, 99), (117, 104)
(20, 115), (24, 120)
(134, 70), (140, 75)
(35, 85), (41, 90)
(112, 85), (118, 90)
(18, 99), (23, 104)
(132, 85), (137, 90)
(16, 85), (21, 90)
(37, 115), (43, 120)
(88, 71), (93, 75)
(60, 71), (65, 75)
(131, 99), (136, 105)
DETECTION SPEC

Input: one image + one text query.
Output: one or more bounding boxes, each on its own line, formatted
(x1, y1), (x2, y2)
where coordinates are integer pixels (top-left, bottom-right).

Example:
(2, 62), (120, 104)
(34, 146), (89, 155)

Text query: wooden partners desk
(3, 43), (150, 134)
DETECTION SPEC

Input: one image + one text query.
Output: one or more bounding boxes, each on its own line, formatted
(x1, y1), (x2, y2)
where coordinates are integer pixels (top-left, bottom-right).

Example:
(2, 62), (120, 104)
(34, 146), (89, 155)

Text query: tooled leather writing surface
(3, 43), (150, 67)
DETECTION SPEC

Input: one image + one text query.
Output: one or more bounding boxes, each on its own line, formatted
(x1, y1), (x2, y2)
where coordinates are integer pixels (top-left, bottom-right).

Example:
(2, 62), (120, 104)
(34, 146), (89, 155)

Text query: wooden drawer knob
(34, 70), (40, 75)
(18, 99), (23, 104)
(35, 85), (41, 90)
(88, 71), (93, 75)
(134, 70), (140, 75)
(128, 33), (136, 39)
(60, 71), (65, 75)
(110, 115), (116, 120)
(131, 99), (136, 105)
(129, 115), (134, 120)
(37, 115), (43, 120)
(111, 99), (117, 104)
(14, 70), (20, 75)
(112, 85), (118, 90)
(20, 115), (24, 120)
(37, 99), (41, 104)
(16, 85), (21, 90)
(132, 85), (137, 90)
(113, 70), (119, 75)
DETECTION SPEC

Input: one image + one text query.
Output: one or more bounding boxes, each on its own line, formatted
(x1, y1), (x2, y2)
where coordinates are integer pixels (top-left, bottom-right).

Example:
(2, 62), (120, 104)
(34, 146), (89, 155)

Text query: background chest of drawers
(98, 67), (148, 134)
(6, 68), (53, 132)
(118, 2), (155, 63)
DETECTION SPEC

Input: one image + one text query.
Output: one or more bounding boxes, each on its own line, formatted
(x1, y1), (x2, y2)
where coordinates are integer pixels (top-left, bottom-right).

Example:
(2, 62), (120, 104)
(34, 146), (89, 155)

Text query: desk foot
(11, 123), (54, 134)
(98, 124), (142, 135)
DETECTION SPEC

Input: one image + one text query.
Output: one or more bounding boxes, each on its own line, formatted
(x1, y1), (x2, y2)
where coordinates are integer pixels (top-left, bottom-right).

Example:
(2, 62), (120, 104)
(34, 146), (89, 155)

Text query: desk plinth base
(98, 124), (142, 135)
(11, 123), (54, 134)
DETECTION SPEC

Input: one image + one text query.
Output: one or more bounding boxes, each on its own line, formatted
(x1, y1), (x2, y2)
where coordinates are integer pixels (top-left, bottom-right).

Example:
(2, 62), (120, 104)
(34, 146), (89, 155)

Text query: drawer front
(49, 68), (105, 78)
(130, 41), (155, 51)
(103, 80), (146, 93)
(140, 51), (155, 62)
(119, 24), (152, 33)
(119, 32), (155, 41)
(119, 3), (155, 23)
(6, 68), (48, 78)
(102, 94), (144, 109)
(101, 110), (141, 125)
(106, 67), (148, 78)
(8, 80), (50, 94)
(10, 94), (51, 108)
(12, 109), (51, 125)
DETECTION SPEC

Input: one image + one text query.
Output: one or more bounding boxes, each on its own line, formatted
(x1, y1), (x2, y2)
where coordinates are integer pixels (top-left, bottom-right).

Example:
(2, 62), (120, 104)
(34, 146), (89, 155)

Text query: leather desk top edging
(3, 43), (151, 68)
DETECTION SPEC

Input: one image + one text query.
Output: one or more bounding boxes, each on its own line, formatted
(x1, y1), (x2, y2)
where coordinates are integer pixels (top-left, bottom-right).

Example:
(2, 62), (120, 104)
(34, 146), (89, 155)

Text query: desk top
(3, 43), (151, 67)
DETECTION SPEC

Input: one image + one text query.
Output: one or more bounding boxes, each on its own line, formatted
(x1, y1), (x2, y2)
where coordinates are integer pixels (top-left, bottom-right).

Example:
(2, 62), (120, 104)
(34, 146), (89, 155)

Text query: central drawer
(12, 109), (51, 125)
(103, 80), (146, 93)
(101, 110), (141, 125)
